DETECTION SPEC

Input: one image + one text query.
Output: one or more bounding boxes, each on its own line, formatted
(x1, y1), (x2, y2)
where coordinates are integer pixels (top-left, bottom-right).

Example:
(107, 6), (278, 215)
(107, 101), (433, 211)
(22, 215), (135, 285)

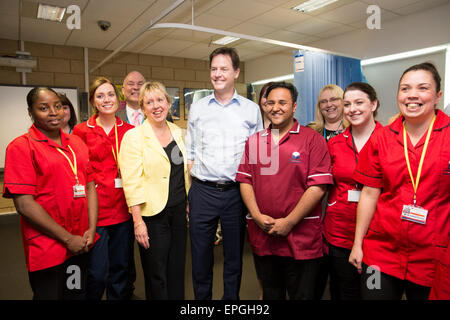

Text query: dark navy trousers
(188, 180), (246, 300)
(86, 219), (133, 300)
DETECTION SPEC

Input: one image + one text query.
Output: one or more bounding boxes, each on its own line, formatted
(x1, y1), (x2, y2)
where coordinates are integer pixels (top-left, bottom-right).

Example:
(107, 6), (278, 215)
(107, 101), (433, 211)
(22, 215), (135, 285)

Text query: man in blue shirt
(186, 47), (263, 300)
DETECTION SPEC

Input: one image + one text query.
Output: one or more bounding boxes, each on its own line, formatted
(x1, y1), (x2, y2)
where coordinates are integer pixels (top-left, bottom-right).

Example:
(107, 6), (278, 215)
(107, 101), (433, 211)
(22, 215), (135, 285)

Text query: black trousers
(28, 253), (89, 300)
(189, 180), (246, 300)
(139, 201), (187, 300)
(360, 263), (431, 300)
(253, 253), (324, 300)
(328, 244), (361, 300)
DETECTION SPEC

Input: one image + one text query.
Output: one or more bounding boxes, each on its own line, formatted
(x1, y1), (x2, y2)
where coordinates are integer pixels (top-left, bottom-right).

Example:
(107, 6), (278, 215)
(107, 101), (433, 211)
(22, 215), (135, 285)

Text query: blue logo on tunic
(290, 151), (302, 163)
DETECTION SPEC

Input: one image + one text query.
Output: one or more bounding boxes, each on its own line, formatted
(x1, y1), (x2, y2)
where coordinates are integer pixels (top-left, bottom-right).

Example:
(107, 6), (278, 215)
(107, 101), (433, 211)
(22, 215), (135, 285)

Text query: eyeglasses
(319, 97), (341, 105)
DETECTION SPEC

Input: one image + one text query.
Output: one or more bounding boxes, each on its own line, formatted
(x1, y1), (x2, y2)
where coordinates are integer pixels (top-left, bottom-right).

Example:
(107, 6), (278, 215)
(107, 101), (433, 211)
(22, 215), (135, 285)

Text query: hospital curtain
(293, 50), (366, 125)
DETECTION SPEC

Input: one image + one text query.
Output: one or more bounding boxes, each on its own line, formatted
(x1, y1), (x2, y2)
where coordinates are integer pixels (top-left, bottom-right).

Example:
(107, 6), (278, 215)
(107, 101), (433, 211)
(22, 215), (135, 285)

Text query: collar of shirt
(389, 110), (449, 134)
(28, 124), (70, 149)
(262, 120), (301, 144)
(86, 114), (124, 129)
(388, 110), (450, 148)
(208, 89), (241, 107)
(126, 104), (144, 123)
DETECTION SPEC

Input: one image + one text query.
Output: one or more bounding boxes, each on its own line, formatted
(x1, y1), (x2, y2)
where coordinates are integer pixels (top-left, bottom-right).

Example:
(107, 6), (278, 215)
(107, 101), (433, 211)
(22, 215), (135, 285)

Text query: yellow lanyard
(111, 122), (120, 169)
(56, 145), (79, 184)
(403, 115), (436, 205)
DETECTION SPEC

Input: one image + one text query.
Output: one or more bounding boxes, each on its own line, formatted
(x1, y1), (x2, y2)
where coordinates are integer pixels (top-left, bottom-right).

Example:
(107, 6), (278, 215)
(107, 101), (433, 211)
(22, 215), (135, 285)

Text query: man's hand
(267, 217), (295, 237)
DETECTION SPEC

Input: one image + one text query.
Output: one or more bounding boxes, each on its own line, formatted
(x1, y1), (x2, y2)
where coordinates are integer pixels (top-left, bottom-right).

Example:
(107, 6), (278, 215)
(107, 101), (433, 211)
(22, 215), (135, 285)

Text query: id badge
(347, 189), (361, 202)
(401, 204), (428, 225)
(73, 184), (86, 198)
(114, 178), (123, 189)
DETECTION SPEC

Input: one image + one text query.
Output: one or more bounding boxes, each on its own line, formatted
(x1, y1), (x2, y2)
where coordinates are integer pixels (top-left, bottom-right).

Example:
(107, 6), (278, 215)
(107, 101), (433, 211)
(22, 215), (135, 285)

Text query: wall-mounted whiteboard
(0, 85), (79, 168)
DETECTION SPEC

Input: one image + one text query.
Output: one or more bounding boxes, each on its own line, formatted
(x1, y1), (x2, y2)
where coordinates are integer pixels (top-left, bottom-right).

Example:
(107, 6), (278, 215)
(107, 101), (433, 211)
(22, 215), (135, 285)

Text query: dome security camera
(98, 20), (111, 31)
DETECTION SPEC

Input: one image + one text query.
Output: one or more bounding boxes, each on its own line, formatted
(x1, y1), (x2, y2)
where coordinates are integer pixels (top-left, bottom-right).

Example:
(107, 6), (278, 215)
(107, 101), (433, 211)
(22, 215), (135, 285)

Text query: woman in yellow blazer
(119, 81), (190, 300)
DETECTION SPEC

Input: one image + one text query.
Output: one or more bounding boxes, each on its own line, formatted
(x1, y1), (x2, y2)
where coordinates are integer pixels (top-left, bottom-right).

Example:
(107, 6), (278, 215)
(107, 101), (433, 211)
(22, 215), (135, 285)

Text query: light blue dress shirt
(186, 90), (263, 182)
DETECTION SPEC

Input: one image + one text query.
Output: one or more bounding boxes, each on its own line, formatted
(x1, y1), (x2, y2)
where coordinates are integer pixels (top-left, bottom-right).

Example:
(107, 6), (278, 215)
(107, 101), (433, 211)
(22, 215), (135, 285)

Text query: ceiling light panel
(292, 0), (339, 13)
(37, 3), (66, 22)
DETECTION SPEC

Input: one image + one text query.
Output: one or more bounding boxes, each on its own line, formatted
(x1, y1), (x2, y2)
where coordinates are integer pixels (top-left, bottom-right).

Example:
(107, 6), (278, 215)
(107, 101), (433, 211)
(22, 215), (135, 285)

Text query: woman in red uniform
(73, 77), (134, 300)
(349, 63), (450, 299)
(324, 82), (383, 300)
(2, 87), (98, 300)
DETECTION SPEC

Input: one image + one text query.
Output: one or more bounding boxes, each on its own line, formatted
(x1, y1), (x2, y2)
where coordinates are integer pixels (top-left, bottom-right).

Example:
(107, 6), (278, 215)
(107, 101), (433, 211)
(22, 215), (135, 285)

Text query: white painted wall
(362, 51), (446, 125)
(245, 52), (293, 83)
(245, 2), (450, 83)
(309, 2), (450, 60)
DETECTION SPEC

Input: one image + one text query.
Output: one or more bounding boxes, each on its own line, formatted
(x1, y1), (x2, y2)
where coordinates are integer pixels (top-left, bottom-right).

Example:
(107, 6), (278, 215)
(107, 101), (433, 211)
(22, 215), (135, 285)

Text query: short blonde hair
(308, 84), (348, 133)
(138, 81), (173, 110)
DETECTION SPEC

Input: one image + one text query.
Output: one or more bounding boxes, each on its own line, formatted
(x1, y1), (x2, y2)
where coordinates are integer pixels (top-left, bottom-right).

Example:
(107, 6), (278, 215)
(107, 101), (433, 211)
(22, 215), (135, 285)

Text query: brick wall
(0, 38), (248, 128)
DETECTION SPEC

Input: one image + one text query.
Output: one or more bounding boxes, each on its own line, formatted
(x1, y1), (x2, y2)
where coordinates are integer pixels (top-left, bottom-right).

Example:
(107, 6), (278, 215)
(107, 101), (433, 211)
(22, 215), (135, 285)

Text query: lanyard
(111, 122), (120, 169)
(56, 145), (79, 184)
(350, 126), (375, 190)
(403, 115), (436, 205)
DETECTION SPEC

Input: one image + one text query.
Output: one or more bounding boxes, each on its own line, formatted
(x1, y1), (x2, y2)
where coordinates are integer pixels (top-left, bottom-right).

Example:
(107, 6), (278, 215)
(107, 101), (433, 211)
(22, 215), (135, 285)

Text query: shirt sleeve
(185, 104), (197, 161)
(353, 132), (383, 188)
(307, 132), (333, 187)
(235, 137), (253, 185)
(2, 137), (36, 198)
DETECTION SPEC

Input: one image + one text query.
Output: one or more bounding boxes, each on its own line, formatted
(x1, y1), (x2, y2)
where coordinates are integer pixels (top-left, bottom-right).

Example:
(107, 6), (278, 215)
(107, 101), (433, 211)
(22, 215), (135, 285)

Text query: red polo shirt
(324, 122), (383, 250)
(236, 120), (333, 260)
(353, 110), (450, 287)
(73, 115), (133, 227)
(3, 125), (93, 272)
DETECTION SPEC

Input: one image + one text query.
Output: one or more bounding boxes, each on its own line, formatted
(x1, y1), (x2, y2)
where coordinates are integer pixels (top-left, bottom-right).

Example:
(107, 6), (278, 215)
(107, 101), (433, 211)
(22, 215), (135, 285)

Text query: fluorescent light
(37, 4), (66, 22)
(292, 0), (339, 13)
(213, 36), (240, 45)
(251, 74), (294, 86)
(361, 44), (448, 66)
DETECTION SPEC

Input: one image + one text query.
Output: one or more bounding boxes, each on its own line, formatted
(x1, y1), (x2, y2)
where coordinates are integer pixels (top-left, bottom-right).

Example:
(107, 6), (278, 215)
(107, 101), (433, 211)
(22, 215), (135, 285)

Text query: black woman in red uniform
(324, 82), (383, 300)
(2, 87), (98, 300)
(349, 63), (449, 300)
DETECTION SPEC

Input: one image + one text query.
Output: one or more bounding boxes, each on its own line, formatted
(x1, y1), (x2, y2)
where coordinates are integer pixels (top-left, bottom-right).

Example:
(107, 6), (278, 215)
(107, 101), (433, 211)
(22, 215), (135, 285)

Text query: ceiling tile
(318, 1), (372, 24)
(228, 22), (277, 37)
(284, 16), (343, 35)
(248, 7), (312, 29)
(204, 0), (274, 21)
(391, 0), (450, 15)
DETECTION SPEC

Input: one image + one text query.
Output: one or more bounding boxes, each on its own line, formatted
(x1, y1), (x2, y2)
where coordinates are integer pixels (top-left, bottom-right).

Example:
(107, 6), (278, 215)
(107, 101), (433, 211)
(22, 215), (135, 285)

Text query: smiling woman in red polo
(3, 87), (98, 300)
(349, 63), (450, 300)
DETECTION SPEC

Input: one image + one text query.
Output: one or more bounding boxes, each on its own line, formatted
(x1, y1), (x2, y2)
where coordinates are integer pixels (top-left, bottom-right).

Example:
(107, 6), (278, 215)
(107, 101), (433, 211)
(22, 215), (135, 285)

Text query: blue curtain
(294, 50), (366, 125)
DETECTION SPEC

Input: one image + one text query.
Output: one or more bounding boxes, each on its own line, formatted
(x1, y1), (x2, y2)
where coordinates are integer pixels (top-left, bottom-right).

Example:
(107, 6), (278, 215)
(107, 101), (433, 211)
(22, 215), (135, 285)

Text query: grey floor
(0, 213), (262, 300)
(0, 213), (330, 300)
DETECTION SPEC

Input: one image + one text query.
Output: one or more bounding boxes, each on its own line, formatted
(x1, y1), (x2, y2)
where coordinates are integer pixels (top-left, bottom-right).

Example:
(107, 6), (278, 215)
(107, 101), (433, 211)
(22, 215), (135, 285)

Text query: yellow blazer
(119, 120), (190, 217)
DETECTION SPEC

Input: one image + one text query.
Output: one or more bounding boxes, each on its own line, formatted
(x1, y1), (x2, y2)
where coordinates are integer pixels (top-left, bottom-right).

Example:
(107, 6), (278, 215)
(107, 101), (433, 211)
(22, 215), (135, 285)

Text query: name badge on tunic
(401, 204), (428, 225)
(347, 190), (361, 202)
(114, 178), (123, 189)
(73, 184), (86, 198)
